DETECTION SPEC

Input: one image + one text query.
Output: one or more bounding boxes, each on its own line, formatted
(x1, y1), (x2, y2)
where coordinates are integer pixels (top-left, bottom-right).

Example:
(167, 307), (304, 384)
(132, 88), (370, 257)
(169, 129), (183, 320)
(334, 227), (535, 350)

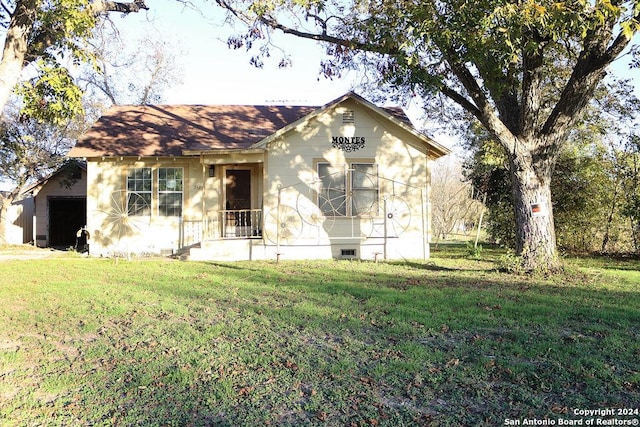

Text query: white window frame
(158, 167), (184, 217)
(351, 163), (379, 216)
(317, 162), (379, 217)
(126, 167), (152, 216)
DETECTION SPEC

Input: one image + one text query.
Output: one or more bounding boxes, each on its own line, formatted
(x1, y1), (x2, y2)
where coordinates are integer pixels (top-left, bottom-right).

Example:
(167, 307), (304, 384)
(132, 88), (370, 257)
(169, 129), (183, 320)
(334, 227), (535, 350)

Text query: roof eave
(344, 93), (451, 159)
(253, 91), (451, 158)
(182, 148), (266, 156)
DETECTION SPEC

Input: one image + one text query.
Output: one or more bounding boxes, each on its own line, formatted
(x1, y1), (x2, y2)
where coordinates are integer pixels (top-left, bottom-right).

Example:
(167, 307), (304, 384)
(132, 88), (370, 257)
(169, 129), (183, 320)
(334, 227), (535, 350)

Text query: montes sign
(331, 136), (366, 152)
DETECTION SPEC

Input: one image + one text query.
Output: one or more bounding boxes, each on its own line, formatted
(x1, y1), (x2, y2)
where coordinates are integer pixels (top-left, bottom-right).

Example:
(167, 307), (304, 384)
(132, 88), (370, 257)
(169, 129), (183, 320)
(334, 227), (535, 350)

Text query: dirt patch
(0, 246), (69, 261)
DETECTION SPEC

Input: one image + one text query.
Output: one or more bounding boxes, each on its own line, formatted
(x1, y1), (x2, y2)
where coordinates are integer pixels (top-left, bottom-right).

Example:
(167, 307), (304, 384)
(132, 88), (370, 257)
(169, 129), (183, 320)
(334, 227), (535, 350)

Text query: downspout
(201, 154), (206, 243)
(425, 153), (432, 260)
(422, 187), (427, 261)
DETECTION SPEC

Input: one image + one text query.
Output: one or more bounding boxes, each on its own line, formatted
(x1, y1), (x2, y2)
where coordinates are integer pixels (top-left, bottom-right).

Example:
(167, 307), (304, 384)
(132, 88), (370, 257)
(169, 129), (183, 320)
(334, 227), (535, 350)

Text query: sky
(111, 0), (358, 107)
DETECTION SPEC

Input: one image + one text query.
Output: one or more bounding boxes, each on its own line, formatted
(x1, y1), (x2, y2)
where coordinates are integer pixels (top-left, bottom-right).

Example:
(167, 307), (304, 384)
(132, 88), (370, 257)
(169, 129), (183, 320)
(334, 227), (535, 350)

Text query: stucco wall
(86, 157), (203, 256)
(263, 99), (432, 260)
(4, 195), (34, 244)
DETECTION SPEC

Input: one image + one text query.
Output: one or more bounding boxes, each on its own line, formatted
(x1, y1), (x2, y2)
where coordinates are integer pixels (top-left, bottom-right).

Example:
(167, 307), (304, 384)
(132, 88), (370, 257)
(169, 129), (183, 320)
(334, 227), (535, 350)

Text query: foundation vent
(340, 249), (357, 259)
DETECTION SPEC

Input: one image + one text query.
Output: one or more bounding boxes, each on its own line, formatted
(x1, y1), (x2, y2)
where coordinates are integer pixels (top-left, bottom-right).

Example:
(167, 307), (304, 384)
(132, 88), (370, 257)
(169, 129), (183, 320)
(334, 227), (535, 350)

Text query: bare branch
(89, 0), (148, 16)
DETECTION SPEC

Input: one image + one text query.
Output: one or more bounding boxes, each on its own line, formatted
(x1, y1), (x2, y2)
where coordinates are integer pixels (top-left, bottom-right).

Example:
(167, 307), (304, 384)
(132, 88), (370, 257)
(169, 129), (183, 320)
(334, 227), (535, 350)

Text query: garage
(48, 197), (87, 247)
(23, 161), (87, 249)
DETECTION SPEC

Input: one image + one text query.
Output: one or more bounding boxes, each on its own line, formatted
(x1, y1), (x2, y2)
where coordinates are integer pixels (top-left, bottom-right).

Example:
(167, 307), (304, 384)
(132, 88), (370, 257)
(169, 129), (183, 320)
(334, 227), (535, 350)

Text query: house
(67, 92), (450, 261)
(20, 161), (88, 248)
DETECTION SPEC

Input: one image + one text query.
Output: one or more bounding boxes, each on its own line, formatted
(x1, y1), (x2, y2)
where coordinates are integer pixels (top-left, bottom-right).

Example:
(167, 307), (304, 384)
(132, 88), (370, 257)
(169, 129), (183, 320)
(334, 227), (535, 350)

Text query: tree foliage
(464, 78), (640, 254)
(620, 134), (640, 252)
(217, 0), (640, 271)
(0, 0), (148, 123)
(0, 101), (82, 190)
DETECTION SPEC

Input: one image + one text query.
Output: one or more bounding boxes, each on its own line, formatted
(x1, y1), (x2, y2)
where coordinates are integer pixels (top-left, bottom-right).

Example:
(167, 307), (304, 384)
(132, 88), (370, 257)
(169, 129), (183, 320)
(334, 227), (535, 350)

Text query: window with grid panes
(351, 163), (379, 215)
(126, 168), (152, 216)
(318, 163), (347, 216)
(158, 167), (183, 216)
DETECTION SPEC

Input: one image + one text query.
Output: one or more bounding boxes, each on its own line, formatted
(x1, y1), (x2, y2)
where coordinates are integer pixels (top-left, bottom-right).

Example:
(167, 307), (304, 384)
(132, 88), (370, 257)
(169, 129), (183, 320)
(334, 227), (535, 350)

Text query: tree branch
(542, 13), (636, 137)
(89, 0), (148, 16)
(520, 33), (547, 139)
(442, 51), (518, 152)
(439, 84), (482, 120)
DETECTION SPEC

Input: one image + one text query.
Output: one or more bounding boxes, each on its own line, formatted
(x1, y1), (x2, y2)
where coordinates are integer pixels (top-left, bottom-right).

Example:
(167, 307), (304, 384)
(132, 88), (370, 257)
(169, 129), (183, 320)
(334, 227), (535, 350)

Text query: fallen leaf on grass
(478, 303), (502, 311)
(284, 360), (298, 371)
(360, 377), (374, 385)
(238, 386), (254, 396)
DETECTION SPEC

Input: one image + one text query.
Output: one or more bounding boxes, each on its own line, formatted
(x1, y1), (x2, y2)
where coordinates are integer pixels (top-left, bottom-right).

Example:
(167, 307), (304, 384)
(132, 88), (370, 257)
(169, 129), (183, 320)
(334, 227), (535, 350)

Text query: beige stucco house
(68, 92), (449, 261)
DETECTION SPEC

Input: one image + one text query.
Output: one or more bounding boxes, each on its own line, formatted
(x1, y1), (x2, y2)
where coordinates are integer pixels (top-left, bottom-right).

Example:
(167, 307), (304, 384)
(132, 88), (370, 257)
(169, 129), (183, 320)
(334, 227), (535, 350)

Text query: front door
(225, 169), (252, 237)
(225, 169), (251, 210)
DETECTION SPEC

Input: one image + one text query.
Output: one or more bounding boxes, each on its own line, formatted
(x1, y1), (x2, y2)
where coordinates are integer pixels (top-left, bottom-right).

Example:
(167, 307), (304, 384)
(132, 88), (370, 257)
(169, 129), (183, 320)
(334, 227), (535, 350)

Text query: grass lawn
(1, 245), (639, 426)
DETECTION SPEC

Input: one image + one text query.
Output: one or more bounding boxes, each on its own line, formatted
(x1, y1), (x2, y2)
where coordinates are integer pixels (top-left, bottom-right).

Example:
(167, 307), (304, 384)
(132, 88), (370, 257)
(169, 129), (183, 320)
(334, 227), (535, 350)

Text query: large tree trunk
(0, 0), (37, 118)
(508, 140), (560, 272)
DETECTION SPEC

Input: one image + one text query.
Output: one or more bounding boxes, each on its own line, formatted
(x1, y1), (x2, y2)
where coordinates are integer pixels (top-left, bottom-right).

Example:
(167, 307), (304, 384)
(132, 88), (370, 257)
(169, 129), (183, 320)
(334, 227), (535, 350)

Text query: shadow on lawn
(27, 259), (638, 426)
(388, 260), (457, 272)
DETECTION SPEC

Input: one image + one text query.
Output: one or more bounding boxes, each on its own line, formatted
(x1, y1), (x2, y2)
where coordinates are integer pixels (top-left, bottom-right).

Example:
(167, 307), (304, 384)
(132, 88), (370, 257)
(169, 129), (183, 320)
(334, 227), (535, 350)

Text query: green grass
(1, 246), (639, 426)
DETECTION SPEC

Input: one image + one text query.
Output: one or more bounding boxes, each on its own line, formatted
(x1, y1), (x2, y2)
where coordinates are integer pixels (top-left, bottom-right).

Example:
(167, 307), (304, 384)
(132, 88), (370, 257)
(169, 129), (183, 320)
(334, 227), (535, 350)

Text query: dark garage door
(49, 198), (86, 247)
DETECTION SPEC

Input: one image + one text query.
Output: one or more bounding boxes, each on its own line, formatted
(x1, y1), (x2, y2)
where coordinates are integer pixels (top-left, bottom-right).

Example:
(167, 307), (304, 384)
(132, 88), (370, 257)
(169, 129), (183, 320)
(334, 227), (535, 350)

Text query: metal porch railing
(181, 209), (263, 246)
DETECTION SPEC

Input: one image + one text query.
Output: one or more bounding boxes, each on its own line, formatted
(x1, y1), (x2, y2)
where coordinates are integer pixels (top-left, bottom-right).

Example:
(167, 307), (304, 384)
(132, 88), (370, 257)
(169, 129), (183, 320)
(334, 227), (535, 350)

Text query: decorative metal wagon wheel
(296, 181), (335, 236)
(358, 194), (412, 239)
(315, 179), (349, 232)
(97, 190), (151, 260)
(296, 188), (326, 227)
(263, 204), (303, 245)
(383, 195), (411, 237)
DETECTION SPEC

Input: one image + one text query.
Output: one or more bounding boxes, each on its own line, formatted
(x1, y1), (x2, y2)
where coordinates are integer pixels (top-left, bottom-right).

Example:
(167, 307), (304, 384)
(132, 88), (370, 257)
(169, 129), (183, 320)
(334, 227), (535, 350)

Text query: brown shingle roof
(68, 104), (318, 158)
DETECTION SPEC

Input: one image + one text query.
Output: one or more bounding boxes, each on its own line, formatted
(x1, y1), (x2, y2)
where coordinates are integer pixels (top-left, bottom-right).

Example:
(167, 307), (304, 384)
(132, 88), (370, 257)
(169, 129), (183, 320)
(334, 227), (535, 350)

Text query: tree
(216, 0), (640, 271)
(79, 25), (185, 107)
(0, 0), (148, 123)
(431, 156), (483, 243)
(0, 98), (84, 243)
(464, 78), (640, 254)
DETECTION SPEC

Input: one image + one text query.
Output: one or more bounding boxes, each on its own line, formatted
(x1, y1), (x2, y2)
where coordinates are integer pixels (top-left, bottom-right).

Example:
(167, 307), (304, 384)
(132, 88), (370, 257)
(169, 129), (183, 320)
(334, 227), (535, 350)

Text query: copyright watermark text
(504, 408), (639, 426)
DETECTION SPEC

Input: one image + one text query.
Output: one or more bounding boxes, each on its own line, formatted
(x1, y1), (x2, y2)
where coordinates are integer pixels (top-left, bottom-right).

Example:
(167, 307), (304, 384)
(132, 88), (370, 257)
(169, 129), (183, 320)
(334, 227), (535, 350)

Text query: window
(158, 167), (183, 216)
(351, 163), (379, 215)
(318, 163), (347, 216)
(127, 167), (152, 216)
(317, 162), (378, 217)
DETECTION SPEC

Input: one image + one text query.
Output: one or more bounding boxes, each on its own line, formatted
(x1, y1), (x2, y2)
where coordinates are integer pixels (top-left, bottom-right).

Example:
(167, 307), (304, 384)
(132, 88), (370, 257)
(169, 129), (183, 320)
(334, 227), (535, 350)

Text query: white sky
(110, 0), (357, 106)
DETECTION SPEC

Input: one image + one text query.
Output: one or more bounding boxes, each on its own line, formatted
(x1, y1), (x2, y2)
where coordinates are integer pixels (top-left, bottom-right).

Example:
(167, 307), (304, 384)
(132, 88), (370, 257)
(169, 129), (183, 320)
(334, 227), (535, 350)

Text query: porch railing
(218, 209), (263, 238)
(181, 209), (263, 246)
